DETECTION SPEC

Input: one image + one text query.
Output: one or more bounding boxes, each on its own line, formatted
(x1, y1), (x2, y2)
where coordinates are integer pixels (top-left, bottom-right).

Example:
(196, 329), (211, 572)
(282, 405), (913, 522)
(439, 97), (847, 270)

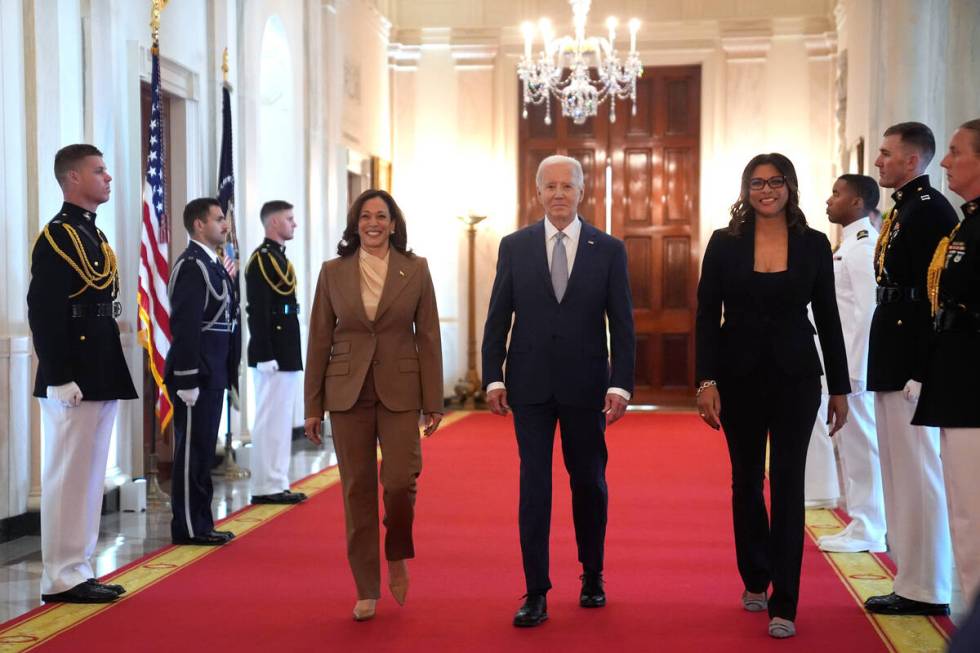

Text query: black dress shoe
(42, 581), (119, 604)
(251, 491), (306, 505)
(172, 533), (228, 546)
(580, 572), (606, 608)
(864, 592), (950, 616)
(86, 578), (126, 596)
(209, 530), (235, 541)
(513, 594), (548, 627)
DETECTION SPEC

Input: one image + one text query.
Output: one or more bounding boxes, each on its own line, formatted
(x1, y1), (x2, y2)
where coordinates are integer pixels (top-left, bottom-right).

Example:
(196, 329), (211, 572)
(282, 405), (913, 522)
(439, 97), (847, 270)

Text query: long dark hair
(337, 189), (413, 258)
(727, 153), (807, 236)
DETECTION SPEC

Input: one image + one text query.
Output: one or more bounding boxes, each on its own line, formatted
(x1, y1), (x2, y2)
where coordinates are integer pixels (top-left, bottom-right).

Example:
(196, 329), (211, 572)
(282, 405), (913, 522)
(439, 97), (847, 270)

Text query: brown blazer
(304, 249), (443, 417)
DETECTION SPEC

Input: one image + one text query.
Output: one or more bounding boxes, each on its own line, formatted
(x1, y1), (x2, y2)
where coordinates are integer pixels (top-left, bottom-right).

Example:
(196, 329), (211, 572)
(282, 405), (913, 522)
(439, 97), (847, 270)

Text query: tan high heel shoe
(388, 559), (409, 606)
(353, 599), (376, 621)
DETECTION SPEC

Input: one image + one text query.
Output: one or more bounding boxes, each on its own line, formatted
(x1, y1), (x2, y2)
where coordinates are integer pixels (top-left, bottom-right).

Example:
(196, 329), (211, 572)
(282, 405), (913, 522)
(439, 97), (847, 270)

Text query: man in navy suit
(482, 155), (635, 627)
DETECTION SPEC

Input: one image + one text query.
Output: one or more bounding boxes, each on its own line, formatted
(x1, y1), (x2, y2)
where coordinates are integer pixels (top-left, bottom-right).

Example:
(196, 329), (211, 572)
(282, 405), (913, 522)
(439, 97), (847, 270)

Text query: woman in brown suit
(304, 190), (443, 621)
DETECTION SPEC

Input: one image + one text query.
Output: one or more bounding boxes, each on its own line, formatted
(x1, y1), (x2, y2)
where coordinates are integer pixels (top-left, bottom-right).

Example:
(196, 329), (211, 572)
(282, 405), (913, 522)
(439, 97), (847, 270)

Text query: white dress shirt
(487, 215), (631, 402)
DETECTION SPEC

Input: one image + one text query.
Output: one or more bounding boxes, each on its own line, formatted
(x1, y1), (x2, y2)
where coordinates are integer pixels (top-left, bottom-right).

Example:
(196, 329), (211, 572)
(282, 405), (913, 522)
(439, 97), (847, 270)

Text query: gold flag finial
(222, 47), (229, 83)
(150, 0), (169, 47)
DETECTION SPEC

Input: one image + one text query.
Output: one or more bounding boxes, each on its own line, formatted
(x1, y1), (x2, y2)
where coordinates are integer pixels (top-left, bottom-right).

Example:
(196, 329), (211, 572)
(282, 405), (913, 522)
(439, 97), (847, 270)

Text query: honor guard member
(164, 198), (242, 546)
(914, 120), (980, 607)
(865, 122), (957, 616)
(27, 144), (137, 603)
(818, 174), (888, 554)
(246, 201), (307, 505)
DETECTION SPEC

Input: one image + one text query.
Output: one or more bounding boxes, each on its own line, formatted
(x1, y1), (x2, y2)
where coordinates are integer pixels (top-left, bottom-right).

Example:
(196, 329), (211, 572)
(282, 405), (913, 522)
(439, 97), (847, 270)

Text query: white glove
(47, 382), (83, 407)
(256, 359), (279, 373)
(176, 387), (200, 407)
(903, 379), (922, 403)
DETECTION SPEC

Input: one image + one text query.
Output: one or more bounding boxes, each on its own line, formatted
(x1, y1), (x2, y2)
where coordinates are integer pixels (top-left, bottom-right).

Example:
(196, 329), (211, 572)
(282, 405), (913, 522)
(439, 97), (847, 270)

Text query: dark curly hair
(337, 189), (413, 258)
(727, 152), (808, 236)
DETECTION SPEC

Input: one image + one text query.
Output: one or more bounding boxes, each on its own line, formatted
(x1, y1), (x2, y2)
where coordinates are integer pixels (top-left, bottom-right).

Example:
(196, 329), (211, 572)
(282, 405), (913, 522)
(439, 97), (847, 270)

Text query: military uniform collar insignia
(60, 202), (98, 224)
(893, 175), (929, 203)
(963, 198), (979, 216)
(263, 237), (286, 254)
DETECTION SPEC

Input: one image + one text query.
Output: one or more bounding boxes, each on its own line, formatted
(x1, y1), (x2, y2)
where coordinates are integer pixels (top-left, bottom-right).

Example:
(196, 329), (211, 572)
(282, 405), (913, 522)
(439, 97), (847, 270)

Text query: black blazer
(695, 223), (850, 395)
(867, 175), (958, 391)
(245, 239), (303, 371)
(482, 218), (635, 410)
(28, 202), (138, 401)
(913, 197), (980, 428)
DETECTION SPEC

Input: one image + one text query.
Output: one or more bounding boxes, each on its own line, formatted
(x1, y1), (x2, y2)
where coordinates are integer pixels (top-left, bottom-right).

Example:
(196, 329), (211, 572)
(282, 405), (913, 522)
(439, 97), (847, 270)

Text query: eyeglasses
(749, 176), (787, 190)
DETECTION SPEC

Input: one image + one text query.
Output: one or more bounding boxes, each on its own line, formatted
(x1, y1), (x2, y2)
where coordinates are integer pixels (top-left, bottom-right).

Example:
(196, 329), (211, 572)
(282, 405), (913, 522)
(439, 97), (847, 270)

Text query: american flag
(218, 83), (239, 278)
(137, 44), (173, 429)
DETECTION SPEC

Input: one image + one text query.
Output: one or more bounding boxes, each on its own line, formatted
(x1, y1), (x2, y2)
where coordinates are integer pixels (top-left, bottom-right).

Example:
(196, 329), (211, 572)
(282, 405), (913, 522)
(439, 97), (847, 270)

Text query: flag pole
(144, 0), (171, 511)
(215, 45), (250, 481)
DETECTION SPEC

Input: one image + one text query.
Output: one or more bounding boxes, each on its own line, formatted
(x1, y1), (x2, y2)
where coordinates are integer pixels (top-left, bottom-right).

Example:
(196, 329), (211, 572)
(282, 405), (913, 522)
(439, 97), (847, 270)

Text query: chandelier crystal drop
(518, 0), (642, 126)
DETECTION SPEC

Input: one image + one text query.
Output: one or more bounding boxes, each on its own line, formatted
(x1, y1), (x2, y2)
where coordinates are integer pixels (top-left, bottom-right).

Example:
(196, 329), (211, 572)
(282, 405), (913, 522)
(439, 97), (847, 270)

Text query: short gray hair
(536, 155), (584, 189)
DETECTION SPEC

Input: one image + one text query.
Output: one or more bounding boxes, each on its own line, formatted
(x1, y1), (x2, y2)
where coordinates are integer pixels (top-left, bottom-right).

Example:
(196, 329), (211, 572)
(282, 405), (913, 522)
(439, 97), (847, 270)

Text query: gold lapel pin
(587, 240), (595, 245)
(399, 270), (405, 276)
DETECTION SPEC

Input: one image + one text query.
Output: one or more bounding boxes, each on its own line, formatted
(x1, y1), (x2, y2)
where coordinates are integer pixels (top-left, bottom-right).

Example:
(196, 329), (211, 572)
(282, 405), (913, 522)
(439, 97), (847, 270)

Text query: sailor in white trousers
(819, 176), (887, 553)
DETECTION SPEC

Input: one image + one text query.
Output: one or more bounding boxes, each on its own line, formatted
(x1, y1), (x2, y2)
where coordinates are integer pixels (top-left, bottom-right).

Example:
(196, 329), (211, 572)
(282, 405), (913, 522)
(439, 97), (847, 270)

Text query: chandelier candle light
(519, 0), (642, 125)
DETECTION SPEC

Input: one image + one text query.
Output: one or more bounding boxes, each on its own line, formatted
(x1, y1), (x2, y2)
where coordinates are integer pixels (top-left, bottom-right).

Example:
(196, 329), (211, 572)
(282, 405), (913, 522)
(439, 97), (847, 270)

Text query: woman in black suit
(695, 153), (850, 638)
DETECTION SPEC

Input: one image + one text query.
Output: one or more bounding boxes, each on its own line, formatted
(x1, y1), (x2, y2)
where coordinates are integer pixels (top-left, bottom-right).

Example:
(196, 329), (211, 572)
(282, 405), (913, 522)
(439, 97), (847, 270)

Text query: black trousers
(718, 372), (821, 620)
(512, 399), (608, 595)
(171, 389), (224, 540)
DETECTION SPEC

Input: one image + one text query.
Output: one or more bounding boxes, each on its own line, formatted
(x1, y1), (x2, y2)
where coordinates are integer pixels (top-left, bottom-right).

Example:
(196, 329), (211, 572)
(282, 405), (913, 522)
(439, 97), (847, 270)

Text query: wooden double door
(518, 65), (701, 406)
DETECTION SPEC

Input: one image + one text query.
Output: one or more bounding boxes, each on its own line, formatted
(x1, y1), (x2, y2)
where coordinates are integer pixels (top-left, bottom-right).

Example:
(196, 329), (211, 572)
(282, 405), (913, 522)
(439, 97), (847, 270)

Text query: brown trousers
(329, 368), (422, 599)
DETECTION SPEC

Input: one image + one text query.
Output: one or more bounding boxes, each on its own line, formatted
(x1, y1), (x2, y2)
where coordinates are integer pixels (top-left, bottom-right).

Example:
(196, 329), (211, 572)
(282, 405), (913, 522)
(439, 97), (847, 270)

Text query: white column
(0, 0), (32, 519)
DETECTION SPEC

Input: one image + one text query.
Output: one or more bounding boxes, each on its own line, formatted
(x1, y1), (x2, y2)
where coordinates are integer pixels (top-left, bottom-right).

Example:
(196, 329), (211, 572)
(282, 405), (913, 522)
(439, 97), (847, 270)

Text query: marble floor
(0, 437), (338, 624)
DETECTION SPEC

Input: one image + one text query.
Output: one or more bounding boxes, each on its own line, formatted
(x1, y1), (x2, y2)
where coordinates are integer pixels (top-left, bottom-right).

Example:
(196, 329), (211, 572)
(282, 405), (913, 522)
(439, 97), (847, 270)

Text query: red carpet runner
(6, 413), (894, 651)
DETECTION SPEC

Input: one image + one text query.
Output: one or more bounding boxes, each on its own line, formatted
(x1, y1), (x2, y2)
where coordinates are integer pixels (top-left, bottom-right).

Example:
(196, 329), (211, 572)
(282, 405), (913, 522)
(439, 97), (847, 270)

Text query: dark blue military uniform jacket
(27, 202), (137, 400)
(163, 241), (241, 392)
(245, 238), (303, 371)
(867, 175), (958, 391)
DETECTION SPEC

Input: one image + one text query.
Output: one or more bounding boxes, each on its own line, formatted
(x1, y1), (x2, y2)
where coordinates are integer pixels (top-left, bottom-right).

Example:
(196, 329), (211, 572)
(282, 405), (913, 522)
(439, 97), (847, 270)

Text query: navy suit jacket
(481, 218), (635, 410)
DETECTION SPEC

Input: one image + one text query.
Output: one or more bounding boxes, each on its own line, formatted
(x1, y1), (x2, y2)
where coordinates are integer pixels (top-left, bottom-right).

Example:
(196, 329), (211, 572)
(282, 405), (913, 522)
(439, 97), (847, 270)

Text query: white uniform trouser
(249, 369), (301, 496)
(940, 428), (980, 606)
(805, 394), (840, 504)
(836, 390), (886, 543)
(39, 398), (117, 595)
(874, 391), (952, 604)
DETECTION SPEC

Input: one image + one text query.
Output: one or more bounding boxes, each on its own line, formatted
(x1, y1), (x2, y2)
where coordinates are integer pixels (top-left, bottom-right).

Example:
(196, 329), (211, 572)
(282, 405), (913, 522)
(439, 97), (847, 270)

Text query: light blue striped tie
(551, 232), (568, 302)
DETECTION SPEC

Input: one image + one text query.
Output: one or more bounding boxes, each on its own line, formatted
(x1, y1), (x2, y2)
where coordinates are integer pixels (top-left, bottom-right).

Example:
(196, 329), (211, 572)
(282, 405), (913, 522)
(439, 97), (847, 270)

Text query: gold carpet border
(805, 507), (950, 653)
(0, 411), (474, 652)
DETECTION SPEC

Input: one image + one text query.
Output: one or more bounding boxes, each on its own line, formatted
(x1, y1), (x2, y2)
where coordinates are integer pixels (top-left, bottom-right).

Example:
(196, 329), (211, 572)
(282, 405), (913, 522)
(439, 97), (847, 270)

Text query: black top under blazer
(695, 223), (850, 395)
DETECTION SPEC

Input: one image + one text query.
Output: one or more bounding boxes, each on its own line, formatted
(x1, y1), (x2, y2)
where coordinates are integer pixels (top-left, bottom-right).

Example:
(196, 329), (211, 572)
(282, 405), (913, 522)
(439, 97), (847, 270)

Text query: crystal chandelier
(518, 0), (642, 126)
